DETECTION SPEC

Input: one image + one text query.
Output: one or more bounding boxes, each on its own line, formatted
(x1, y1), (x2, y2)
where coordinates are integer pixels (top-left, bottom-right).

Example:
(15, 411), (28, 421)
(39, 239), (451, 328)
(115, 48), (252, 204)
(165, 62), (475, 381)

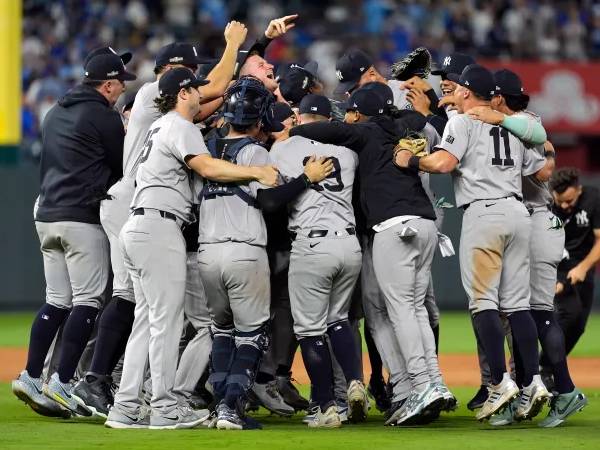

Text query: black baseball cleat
(467, 385), (489, 411)
(71, 372), (114, 419)
(383, 399), (406, 426)
(368, 377), (391, 412)
(276, 373), (309, 411)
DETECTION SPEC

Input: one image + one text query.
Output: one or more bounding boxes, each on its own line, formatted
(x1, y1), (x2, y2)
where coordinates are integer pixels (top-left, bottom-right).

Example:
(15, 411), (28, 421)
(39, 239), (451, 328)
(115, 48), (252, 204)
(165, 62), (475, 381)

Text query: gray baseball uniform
(197, 140), (271, 332)
(437, 114), (546, 313)
(101, 80), (161, 304)
(114, 110), (208, 417)
(270, 135), (362, 337)
(517, 111), (565, 312)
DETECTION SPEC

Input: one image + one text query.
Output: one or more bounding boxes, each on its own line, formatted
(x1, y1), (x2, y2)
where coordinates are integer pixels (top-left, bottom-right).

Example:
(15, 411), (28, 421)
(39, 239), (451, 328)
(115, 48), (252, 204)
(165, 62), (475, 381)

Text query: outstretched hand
(265, 14), (298, 39)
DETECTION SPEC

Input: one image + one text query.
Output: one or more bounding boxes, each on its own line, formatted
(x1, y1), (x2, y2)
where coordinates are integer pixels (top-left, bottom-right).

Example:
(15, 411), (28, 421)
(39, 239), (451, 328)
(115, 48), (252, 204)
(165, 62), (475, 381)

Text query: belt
(462, 194), (522, 211)
(133, 208), (178, 222)
(290, 227), (355, 240)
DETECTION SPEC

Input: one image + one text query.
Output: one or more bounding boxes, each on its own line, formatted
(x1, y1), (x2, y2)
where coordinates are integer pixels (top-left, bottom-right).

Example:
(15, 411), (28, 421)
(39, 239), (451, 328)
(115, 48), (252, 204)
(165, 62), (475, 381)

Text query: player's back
(198, 140), (270, 247)
(440, 114), (542, 208)
(122, 80), (161, 179)
(270, 135), (358, 232)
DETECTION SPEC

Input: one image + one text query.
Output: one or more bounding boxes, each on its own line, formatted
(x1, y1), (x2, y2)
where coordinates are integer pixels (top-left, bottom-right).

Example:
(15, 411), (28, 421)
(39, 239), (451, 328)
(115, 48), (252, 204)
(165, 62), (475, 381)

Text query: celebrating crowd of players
(12, 14), (593, 431)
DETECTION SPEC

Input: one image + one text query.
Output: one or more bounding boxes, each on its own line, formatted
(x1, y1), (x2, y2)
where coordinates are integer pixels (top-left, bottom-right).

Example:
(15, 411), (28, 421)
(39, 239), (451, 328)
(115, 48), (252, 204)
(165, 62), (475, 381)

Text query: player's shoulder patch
(445, 135), (455, 144)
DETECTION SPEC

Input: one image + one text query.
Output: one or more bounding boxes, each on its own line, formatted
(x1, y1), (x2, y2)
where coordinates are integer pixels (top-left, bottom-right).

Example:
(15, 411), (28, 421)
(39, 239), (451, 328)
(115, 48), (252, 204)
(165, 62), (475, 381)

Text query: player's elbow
(431, 156), (456, 174)
(534, 160), (554, 182)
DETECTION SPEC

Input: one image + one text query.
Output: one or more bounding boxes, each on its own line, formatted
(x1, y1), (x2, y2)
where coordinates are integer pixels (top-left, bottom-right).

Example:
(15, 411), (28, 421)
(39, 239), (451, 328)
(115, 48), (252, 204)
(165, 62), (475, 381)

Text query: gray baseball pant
(372, 218), (442, 391)
(114, 212), (187, 416)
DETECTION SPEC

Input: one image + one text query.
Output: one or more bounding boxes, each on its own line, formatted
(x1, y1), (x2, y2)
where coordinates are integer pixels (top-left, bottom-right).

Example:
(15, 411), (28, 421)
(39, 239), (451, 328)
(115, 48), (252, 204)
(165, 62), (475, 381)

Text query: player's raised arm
(200, 21), (248, 101)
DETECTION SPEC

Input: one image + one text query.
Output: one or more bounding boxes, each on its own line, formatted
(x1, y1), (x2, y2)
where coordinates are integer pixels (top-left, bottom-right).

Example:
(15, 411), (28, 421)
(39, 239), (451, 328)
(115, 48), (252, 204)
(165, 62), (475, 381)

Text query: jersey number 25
(302, 156), (344, 192)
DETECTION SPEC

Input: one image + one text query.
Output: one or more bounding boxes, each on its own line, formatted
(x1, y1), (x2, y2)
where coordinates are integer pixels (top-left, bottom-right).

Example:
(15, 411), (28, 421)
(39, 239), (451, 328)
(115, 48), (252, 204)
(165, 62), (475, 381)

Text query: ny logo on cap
(336, 70), (344, 81)
(443, 56), (452, 67)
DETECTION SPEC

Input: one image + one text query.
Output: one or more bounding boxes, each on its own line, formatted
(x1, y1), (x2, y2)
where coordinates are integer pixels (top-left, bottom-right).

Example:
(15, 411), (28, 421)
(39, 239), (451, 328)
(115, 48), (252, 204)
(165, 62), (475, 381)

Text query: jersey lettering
(138, 127), (161, 165)
(302, 156), (344, 192)
(490, 127), (514, 167)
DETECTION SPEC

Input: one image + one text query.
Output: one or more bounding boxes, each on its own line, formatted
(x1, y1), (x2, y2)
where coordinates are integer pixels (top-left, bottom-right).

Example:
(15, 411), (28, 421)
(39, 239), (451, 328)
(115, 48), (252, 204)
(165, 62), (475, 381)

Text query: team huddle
(12, 14), (590, 431)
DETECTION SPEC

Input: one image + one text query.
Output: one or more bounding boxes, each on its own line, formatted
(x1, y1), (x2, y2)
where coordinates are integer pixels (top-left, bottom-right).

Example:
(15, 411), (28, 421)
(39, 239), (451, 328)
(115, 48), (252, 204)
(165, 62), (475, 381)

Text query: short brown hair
(550, 167), (580, 194)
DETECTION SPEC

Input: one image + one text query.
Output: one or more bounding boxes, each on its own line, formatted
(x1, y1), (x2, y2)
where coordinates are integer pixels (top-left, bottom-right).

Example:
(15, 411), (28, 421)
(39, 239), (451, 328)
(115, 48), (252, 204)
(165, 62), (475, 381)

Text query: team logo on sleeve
(446, 135), (455, 144)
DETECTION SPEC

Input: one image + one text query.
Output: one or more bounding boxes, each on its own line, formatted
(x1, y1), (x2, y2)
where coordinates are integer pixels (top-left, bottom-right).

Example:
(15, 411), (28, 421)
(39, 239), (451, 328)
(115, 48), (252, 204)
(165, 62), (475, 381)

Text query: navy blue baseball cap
(334, 49), (373, 95)
(431, 53), (476, 78)
(155, 43), (210, 67)
(494, 69), (530, 102)
(158, 67), (209, 96)
(447, 64), (496, 100)
(278, 62), (319, 106)
(84, 54), (137, 81)
(358, 82), (393, 110)
(346, 86), (386, 116)
(271, 102), (295, 123)
(299, 94), (331, 118)
(84, 46), (132, 66)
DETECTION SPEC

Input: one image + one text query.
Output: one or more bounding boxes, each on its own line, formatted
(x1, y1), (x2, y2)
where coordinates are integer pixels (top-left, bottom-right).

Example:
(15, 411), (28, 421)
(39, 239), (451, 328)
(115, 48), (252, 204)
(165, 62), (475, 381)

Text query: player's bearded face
(553, 186), (582, 214)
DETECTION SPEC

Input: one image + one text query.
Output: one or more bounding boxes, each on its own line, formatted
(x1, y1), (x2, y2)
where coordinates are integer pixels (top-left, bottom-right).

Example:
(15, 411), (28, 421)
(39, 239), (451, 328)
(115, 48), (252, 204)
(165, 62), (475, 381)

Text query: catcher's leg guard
(223, 324), (270, 408)
(208, 325), (235, 401)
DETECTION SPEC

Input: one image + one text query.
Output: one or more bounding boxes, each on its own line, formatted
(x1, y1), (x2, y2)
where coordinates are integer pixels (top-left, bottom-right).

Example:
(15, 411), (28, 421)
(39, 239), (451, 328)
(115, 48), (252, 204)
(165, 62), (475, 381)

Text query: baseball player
(468, 69), (587, 427)
(290, 84), (454, 426)
(104, 68), (279, 430)
(394, 64), (553, 421)
(71, 23), (248, 418)
(12, 51), (135, 417)
(270, 93), (367, 428)
(197, 77), (332, 430)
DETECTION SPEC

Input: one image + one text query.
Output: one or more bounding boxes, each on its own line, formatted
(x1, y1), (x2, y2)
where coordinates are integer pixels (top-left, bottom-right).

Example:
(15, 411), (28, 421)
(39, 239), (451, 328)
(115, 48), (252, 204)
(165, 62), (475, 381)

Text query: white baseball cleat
(476, 373), (519, 421)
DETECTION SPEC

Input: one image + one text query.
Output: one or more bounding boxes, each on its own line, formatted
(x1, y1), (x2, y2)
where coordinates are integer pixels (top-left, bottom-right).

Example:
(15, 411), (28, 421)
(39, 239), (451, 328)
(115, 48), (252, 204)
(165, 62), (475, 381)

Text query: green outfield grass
(1, 311), (599, 356)
(1, 385), (598, 450)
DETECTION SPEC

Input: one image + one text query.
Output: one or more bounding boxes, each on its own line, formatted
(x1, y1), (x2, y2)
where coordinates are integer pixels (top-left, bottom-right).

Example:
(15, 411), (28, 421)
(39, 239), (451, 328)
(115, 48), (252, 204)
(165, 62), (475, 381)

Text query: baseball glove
(394, 136), (428, 158)
(390, 47), (432, 81)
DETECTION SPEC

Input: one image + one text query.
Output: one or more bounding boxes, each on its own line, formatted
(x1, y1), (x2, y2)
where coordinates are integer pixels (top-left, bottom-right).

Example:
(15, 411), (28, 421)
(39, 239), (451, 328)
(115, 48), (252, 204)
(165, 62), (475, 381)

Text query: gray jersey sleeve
(170, 121), (209, 165)
(522, 147), (546, 177)
(236, 144), (271, 197)
(435, 115), (469, 160)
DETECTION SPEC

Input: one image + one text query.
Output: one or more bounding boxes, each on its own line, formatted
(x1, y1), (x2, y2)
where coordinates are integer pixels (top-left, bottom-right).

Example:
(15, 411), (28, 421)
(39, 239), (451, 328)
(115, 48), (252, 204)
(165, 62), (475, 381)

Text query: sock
(432, 324), (440, 355)
(364, 326), (384, 383)
(507, 311), (540, 387)
(472, 310), (506, 385)
(90, 297), (135, 376)
(208, 332), (235, 401)
(299, 336), (335, 410)
(224, 344), (262, 408)
(275, 364), (292, 377)
(57, 305), (98, 383)
(255, 371), (275, 384)
(511, 335), (524, 388)
(25, 304), (70, 378)
(327, 320), (362, 382)
(532, 310), (575, 394)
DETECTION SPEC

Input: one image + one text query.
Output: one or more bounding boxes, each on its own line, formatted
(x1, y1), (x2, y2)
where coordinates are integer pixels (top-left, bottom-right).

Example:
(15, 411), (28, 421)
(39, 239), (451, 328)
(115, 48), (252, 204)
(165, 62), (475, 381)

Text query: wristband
(300, 173), (312, 187)
(408, 155), (421, 172)
(544, 150), (555, 158)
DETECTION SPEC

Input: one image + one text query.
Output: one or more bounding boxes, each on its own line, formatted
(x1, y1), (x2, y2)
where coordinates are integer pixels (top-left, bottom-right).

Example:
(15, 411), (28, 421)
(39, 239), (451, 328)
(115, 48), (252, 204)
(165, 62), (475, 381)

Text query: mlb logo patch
(446, 135), (455, 144)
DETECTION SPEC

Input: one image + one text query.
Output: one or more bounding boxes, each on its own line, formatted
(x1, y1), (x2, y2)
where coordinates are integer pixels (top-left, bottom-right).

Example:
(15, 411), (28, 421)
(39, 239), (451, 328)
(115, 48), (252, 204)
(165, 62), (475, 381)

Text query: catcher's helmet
(223, 76), (274, 128)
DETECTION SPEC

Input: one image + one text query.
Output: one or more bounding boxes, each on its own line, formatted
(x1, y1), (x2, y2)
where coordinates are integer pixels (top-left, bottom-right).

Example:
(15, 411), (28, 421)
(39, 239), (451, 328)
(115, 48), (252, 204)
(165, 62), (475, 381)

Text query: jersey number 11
(490, 127), (515, 167)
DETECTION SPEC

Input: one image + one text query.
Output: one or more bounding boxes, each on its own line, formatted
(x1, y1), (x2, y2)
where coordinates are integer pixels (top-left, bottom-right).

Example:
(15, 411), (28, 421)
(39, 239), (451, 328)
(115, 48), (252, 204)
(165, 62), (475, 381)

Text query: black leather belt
(133, 208), (178, 222)
(290, 227), (356, 240)
(462, 194), (523, 211)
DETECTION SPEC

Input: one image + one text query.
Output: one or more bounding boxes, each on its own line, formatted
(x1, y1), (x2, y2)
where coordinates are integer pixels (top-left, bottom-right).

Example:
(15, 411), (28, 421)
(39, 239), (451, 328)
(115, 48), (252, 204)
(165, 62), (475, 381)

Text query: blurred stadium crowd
(21, 0), (600, 156)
